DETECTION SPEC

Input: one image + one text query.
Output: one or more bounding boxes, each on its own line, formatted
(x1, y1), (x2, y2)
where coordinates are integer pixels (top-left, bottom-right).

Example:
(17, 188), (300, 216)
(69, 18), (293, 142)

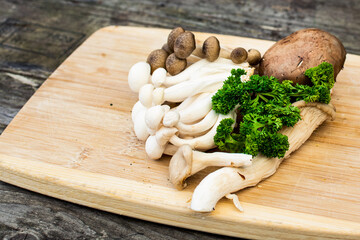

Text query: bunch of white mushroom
(128, 27), (263, 212)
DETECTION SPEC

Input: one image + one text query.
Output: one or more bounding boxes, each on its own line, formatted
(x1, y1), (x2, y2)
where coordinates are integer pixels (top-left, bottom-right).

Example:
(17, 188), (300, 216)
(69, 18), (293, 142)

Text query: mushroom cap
(174, 32), (196, 59)
(147, 49), (169, 74)
(127, 62), (151, 93)
(230, 47), (248, 64)
(151, 68), (167, 87)
(145, 135), (166, 160)
(139, 83), (154, 108)
(247, 49), (261, 65)
(203, 36), (220, 62)
(169, 144), (193, 190)
(145, 105), (166, 131)
(166, 53), (187, 76)
(167, 27), (185, 52)
(163, 110), (180, 127)
(162, 43), (173, 54)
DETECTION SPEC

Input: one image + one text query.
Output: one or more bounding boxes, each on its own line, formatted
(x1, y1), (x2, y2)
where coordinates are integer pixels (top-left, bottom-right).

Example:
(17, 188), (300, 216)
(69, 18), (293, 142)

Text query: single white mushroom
(177, 92), (213, 124)
(128, 62), (151, 93)
(162, 72), (230, 103)
(145, 105), (170, 134)
(139, 84), (154, 108)
(145, 127), (178, 159)
(190, 102), (336, 212)
(133, 105), (149, 141)
(169, 111), (235, 151)
(169, 144), (252, 190)
(162, 92), (207, 127)
(176, 110), (218, 135)
(131, 101), (147, 123)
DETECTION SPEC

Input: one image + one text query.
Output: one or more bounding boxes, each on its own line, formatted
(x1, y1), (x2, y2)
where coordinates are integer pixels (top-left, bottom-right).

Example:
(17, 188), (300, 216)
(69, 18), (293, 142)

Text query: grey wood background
(0, 0), (359, 239)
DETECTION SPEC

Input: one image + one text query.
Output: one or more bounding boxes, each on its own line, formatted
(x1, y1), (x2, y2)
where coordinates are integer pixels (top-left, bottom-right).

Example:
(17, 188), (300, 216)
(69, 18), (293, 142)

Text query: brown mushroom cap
(167, 27), (185, 52)
(166, 53), (187, 75)
(247, 49), (261, 65)
(202, 36), (220, 62)
(230, 47), (248, 64)
(162, 43), (173, 54)
(147, 49), (169, 74)
(174, 32), (196, 59)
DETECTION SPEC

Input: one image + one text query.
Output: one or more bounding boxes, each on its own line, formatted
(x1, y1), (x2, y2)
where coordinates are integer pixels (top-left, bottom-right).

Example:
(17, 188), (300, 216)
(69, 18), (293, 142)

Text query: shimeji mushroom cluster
(128, 27), (258, 212)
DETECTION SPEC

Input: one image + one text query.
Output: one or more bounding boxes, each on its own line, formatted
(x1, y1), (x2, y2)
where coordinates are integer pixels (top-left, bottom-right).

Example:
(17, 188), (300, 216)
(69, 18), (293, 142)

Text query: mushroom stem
(169, 111), (236, 151)
(152, 59), (208, 87)
(163, 72), (230, 103)
(176, 110), (218, 135)
(169, 144), (252, 190)
(191, 150), (252, 174)
(190, 102), (336, 212)
(178, 92), (213, 124)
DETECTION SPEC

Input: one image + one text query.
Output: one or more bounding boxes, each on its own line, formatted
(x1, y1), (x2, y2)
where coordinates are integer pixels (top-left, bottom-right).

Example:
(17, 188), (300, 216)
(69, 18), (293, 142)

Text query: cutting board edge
(1, 153), (360, 240)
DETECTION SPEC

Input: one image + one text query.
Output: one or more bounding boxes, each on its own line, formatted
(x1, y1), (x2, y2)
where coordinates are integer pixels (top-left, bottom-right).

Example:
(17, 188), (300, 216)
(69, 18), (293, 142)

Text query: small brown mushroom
(167, 27), (185, 52)
(162, 43), (173, 54)
(230, 47), (248, 64)
(192, 37), (248, 64)
(202, 36), (221, 62)
(147, 49), (169, 73)
(166, 53), (187, 75)
(174, 32), (196, 59)
(247, 49), (261, 65)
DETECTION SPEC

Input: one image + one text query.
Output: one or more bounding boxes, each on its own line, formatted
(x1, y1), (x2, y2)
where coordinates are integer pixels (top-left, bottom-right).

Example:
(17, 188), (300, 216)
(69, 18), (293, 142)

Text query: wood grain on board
(0, 26), (360, 239)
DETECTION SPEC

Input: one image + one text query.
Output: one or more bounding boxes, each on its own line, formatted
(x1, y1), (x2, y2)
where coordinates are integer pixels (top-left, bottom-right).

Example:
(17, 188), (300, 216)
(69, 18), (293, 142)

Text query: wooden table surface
(0, 1), (359, 239)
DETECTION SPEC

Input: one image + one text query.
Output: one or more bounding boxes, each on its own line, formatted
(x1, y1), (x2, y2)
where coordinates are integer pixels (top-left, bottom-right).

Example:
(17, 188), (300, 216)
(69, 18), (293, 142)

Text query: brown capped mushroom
(162, 43), (173, 54)
(230, 47), (248, 64)
(192, 37), (247, 64)
(147, 49), (169, 74)
(247, 49), (261, 65)
(202, 36), (221, 62)
(174, 32), (196, 59)
(166, 53), (187, 75)
(167, 27), (185, 52)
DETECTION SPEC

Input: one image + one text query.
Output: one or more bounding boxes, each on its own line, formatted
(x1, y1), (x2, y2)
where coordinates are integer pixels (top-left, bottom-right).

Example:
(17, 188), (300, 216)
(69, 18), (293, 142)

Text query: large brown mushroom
(259, 28), (346, 85)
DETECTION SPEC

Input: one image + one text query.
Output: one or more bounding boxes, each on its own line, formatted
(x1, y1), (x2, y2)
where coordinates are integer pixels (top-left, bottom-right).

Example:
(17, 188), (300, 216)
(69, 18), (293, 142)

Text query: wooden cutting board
(1, 26), (360, 239)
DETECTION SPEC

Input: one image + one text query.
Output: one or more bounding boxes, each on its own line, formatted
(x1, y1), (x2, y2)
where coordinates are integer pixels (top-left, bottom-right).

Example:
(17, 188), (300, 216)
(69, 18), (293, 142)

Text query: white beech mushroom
(132, 104), (149, 141)
(160, 72), (230, 103)
(177, 92), (213, 124)
(145, 105), (170, 135)
(169, 111), (236, 151)
(176, 110), (218, 135)
(139, 73), (228, 108)
(190, 102), (336, 212)
(169, 144), (252, 190)
(151, 58), (240, 88)
(145, 127), (178, 160)
(128, 62), (151, 93)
